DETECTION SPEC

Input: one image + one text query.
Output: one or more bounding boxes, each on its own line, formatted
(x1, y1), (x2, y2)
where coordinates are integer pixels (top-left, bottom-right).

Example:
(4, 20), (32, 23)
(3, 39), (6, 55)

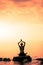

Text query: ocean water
(0, 60), (42, 65)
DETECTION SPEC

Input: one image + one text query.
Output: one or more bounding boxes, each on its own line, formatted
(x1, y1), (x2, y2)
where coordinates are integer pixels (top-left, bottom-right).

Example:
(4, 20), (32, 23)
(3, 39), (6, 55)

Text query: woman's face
(21, 43), (23, 46)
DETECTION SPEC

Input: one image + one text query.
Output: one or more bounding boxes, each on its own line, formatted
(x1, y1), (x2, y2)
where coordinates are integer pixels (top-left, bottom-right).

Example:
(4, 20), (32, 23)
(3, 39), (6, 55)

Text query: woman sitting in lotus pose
(18, 39), (26, 56)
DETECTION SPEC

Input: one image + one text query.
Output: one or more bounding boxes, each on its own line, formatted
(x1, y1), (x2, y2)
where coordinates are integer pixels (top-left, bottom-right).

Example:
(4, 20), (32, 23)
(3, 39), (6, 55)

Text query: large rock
(12, 55), (32, 62)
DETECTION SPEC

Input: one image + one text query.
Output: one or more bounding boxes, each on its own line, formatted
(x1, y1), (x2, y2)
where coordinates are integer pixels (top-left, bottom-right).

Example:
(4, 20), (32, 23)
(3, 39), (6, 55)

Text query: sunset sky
(0, 0), (43, 58)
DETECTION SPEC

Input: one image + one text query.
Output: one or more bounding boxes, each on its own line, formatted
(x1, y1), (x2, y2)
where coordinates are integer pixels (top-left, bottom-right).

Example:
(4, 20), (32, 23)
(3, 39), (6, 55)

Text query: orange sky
(0, 0), (43, 58)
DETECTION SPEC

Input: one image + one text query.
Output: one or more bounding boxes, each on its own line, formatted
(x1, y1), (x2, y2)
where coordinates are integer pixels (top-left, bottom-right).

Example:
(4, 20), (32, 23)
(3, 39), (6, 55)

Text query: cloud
(11, 0), (43, 8)
(13, 0), (31, 2)
(0, 0), (43, 11)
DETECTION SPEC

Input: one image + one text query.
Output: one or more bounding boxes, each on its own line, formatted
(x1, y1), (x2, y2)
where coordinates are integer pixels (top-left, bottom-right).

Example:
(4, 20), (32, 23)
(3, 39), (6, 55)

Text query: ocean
(0, 60), (42, 65)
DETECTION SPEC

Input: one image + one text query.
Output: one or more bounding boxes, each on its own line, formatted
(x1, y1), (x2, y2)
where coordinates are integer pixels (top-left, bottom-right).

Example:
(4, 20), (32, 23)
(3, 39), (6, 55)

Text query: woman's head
(21, 43), (23, 46)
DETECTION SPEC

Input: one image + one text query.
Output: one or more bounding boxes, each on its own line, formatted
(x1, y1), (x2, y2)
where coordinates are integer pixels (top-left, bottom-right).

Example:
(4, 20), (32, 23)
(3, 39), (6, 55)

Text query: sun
(0, 23), (25, 41)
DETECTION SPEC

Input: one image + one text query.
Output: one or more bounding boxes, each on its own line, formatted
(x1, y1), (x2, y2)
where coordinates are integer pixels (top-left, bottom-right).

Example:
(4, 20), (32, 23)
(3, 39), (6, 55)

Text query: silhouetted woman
(18, 39), (26, 54)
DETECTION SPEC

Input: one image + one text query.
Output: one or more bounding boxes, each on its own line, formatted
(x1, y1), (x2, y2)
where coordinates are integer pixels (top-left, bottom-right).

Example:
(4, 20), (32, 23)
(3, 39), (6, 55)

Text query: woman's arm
(18, 42), (20, 47)
(23, 42), (26, 47)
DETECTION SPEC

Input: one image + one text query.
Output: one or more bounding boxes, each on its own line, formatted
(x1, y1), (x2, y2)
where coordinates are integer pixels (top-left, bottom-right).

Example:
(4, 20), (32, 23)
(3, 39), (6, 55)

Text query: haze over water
(0, 60), (42, 65)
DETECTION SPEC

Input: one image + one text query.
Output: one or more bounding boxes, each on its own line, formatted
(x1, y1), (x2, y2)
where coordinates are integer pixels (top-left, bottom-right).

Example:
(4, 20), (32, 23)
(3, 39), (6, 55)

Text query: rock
(0, 58), (3, 61)
(3, 58), (11, 61)
(12, 55), (32, 62)
(36, 58), (43, 61)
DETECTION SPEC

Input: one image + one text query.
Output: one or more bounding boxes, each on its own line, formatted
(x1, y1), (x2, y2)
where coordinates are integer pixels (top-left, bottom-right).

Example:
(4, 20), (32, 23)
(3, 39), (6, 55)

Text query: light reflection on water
(0, 60), (42, 65)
